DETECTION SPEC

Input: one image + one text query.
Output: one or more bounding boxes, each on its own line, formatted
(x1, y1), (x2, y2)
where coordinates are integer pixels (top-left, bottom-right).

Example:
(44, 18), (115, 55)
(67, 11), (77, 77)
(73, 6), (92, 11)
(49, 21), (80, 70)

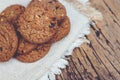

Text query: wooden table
(57, 0), (120, 80)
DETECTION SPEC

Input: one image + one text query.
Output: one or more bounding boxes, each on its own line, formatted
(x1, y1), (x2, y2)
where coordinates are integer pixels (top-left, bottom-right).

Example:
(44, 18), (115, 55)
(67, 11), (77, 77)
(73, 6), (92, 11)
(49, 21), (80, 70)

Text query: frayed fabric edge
(39, 0), (102, 80)
(40, 31), (90, 80)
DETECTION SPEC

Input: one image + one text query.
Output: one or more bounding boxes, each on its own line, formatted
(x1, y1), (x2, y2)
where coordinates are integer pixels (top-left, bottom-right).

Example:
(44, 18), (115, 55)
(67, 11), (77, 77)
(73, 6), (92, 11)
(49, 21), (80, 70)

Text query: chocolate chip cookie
(0, 22), (18, 62)
(0, 4), (25, 24)
(17, 3), (58, 44)
(16, 44), (51, 63)
(49, 16), (70, 43)
(17, 39), (38, 55)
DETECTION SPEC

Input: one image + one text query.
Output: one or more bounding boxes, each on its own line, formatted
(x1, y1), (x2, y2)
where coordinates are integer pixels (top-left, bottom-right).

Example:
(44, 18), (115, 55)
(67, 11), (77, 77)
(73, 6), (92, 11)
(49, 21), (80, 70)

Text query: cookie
(17, 39), (38, 55)
(29, 0), (66, 20)
(0, 22), (18, 62)
(16, 44), (51, 63)
(17, 3), (58, 44)
(49, 16), (70, 43)
(0, 4), (25, 24)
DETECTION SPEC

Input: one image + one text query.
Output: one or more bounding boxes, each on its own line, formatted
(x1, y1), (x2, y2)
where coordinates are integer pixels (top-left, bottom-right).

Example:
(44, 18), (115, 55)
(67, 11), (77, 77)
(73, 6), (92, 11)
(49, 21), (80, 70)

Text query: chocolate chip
(52, 17), (56, 21)
(57, 19), (64, 26)
(0, 47), (2, 52)
(49, 23), (55, 28)
(56, 6), (59, 10)
(38, 15), (41, 18)
(48, 1), (52, 3)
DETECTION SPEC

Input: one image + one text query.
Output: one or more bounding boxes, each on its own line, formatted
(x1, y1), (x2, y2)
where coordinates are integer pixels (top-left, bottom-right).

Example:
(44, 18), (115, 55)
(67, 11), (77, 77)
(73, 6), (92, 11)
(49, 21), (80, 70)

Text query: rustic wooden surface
(57, 0), (120, 80)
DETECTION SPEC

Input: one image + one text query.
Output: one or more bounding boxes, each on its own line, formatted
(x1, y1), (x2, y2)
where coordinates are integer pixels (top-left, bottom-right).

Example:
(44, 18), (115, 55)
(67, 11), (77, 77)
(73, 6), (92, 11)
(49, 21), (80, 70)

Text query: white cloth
(0, 0), (102, 80)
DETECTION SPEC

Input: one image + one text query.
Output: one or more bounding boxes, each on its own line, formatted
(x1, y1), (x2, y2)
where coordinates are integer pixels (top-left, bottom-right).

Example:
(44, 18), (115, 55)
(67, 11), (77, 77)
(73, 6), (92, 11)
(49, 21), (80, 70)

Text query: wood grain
(57, 0), (120, 80)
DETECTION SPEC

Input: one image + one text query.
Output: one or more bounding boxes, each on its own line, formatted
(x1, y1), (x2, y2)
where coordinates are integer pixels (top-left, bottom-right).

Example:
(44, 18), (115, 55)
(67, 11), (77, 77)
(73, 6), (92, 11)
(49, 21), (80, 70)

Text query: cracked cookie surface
(16, 43), (51, 63)
(0, 22), (18, 62)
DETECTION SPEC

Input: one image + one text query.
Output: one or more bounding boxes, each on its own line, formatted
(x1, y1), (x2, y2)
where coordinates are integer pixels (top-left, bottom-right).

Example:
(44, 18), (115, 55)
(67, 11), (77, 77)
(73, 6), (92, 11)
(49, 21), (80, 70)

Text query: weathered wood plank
(57, 0), (120, 80)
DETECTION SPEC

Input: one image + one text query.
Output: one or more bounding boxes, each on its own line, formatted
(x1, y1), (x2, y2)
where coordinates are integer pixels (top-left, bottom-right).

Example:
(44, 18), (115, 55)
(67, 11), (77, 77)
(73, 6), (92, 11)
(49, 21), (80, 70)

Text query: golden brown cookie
(16, 44), (51, 63)
(0, 4), (25, 24)
(17, 2), (58, 44)
(0, 22), (18, 62)
(49, 16), (70, 43)
(17, 39), (38, 55)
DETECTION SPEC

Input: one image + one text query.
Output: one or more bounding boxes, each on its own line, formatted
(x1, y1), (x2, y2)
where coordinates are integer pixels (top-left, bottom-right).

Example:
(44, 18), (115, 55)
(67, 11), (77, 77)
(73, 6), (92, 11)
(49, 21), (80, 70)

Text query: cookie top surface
(49, 16), (70, 43)
(18, 2), (58, 44)
(29, 0), (66, 19)
(43, 0), (66, 19)
(0, 15), (8, 22)
(17, 39), (38, 55)
(0, 22), (18, 62)
(0, 4), (25, 24)
(16, 43), (51, 63)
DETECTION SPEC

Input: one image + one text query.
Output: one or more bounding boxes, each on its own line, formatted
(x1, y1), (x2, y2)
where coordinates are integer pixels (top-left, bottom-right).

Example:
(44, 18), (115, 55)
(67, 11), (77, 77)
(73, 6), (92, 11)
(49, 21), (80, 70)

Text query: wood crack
(102, 0), (119, 21)
(82, 48), (103, 80)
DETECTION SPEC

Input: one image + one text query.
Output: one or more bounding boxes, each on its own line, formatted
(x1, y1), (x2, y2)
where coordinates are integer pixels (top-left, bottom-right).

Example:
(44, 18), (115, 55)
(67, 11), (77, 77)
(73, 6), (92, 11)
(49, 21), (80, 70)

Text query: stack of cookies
(0, 0), (70, 63)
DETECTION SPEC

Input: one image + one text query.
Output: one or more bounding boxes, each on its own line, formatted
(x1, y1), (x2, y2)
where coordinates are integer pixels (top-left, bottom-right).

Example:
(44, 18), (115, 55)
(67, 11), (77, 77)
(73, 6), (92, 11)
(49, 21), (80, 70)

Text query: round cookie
(17, 4), (58, 44)
(0, 4), (25, 24)
(17, 39), (38, 55)
(49, 16), (70, 43)
(0, 22), (18, 62)
(16, 44), (51, 63)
